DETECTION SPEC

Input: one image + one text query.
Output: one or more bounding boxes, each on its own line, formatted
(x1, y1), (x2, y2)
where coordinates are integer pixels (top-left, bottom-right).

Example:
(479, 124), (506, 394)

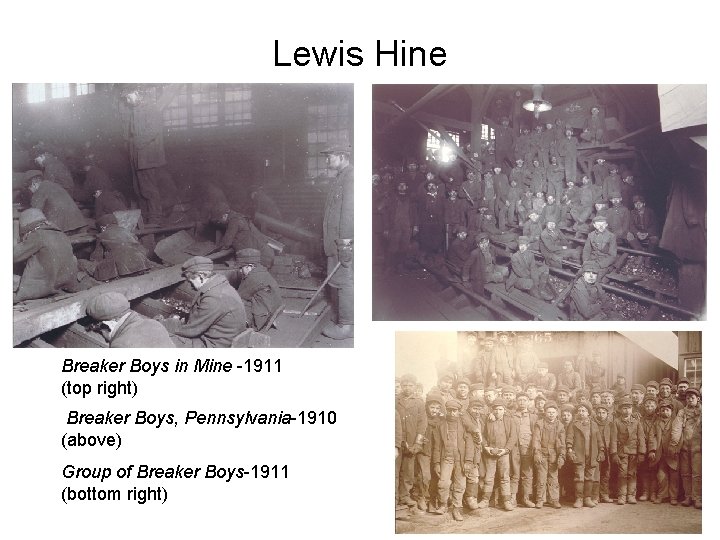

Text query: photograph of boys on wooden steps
(12, 83), (353, 348)
(372, 85), (706, 321)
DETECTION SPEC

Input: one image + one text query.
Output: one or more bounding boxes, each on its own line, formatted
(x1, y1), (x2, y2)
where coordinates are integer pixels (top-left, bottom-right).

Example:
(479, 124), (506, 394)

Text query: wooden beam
(13, 265), (185, 346)
(373, 100), (473, 132)
(379, 85), (459, 134)
(609, 121), (661, 144)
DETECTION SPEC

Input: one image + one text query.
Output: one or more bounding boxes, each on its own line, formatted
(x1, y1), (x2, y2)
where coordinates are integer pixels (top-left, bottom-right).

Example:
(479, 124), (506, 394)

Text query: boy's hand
(611, 453), (620, 466)
(433, 463), (441, 477)
(648, 450), (656, 461)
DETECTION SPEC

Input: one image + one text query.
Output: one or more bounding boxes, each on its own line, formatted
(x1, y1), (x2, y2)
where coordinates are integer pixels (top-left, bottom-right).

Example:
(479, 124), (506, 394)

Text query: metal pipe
(253, 212), (319, 243)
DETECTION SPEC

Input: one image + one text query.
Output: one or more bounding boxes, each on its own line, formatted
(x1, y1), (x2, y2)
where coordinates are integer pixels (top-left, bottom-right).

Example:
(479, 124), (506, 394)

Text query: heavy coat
(570, 279), (610, 320)
(43, 155), (75, 195)
(94, 191), (128, 219)
(610, 416), (646, 456)
(91, 224), (153, 281)
(630, 207), (659, 237)
(444, 198), (469, 228)
(540, 227), (573, 266)
(431, 418), (475, 464)
(566, 419), (605, 465)
(165, 274), (247, 348)
(484, 414), (518, 452)
(649, 416), (678, 470)
(461, 247), (488, 292)
(31, 180), (86, 233)
(532, 418), (566, 463)
(13, 223), (77, 301)
(582, 230), (618, 268)
(397, 394), (428, 447)
(109, 311), (175, 348)
(607, 206), (630, 239)
(237, 265), (283, 330)
(323, 164), (354, 256)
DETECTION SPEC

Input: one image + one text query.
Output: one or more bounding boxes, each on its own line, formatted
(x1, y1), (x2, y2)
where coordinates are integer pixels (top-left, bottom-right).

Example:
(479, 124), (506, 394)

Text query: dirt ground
(396, 501), (701, 534)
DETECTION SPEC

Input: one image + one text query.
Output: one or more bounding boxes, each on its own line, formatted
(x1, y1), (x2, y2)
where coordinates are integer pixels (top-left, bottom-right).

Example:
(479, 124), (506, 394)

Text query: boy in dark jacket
(649, 399), (679, 504)
(610, 397), (646, 504)
(532, 401), (565, 508)
(479, 399), (518, 511)
(431, 399), (475, 521)
(594, 404), (613, 503)
(566, 402), (605, 508)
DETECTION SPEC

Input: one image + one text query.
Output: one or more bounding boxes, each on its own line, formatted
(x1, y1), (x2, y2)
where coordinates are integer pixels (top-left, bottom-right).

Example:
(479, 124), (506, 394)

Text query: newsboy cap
(181, 256), (214, 274)
(445, 399), (462, 411)
(86, 292), (130, 321)
(235, 248), (262, 265)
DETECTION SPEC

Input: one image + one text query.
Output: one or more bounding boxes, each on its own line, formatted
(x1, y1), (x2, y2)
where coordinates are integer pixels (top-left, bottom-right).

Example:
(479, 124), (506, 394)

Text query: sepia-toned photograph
(373, 85), (706, 321)
(395, 330), (702, 533)
(12, 83), (353, 348)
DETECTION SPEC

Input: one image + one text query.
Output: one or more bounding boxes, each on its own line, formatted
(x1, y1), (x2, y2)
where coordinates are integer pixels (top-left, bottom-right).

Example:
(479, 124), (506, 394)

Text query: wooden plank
(373, 100), (473, 132)
(13, 265), (185, 346)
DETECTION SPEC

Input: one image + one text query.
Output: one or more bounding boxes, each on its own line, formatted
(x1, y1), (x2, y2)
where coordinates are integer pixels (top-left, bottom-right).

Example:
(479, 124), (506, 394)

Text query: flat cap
(618, 396), (633, 408)
(631, 383), (645, 393)
(544, 400), (558, 410)
(445, 399), (462, 411)
(646, 380), (659, 390)
(426, 391), (443, 405)
(556, 385), (570, 395)
(561, 404), (575, 413)
(594, 404), (609, 412)
(518, 236), (530, 245)
(657, 399), (674, 410)
(181, 256), (214, 274)
(469, 383), (484, 392)
(235, 248), (262, 265)
(86, 292), (130, 321)
(678, 377), (690, 385)
(659, 378), (674, 387)
(491, 398), (507, 409)
(685, 387), (701, 397)
(592, 215), (608, 223)
(96, 213), (118, 228)
(582, 260), (601, 273)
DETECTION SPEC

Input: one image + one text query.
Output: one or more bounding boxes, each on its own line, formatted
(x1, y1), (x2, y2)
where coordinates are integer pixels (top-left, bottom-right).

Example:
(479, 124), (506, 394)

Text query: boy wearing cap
(381, 179), (416, 274)
(601, 165), (622, 202)
(396, 374), (428, 509)
(557, 128), (578, 183)
(582, 215), (618, 278)
(444, 188), (470, 233)
(416, 391), (444, 512)
(13, 208), (79, 303)
(464, 397), (487, 511)
(446, 226), (473, 273)
(86, 292), (174, 347)
(670, 387), (701, 508)
(649, 399), (679, 504)
(607, 193), (630, 244)
(540, 220), (580, 268)
(611, 375), (627, 397)
(532, 362), (557, 394)
(479, 399), (517, 511)
(492, 333), (515, 386)
(522, 210), (543, 250)
(27, 173), (86, 234)
(511, 392), (538, 507)
(628, 195), (659, 254)
(637, 396), (658, 501)
(658, 378), (684, 414)
(558, 360), (583, 399)
(233, 248), (283, 331)
(532, 401), (565, 508)
(570, 260), (616, 320)
(594, 404), (613, 503)
(566, 402), (605, 508)
(610, 397), (646, 504)
(556, 385), (572, 406)
(630, 383), (646, 418)
(161, 256), (247, 347)
(431, 399), (475, 520)
(455, 378), (472, 411)
(514, 339), (539, 387)
(508, 236), (554, 301)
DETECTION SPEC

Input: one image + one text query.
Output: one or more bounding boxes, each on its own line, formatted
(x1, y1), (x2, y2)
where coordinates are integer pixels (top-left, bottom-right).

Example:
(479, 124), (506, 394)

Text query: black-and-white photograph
(12, 83), (353, 348)
(373, 85), (706, 321)
(395, 331), (702, 533)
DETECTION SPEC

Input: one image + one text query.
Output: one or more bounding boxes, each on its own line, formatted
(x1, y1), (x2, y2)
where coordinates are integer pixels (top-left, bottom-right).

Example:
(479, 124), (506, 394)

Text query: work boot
(539, 286), (554, 301)
(322, 323), (354, 340)
(681, 498), (692, 507)
(477, 491), (492, 509)
(638, 492), (648, 502)
(627, 495), (637, 504)
(584, 483), (596, 507)
(502, 500), (514, 512)
(535, 500), (544, 509)
(670, 499), (678, 506)
(464, 497), (479, 511)
(584, 497), (596, 508)
(417, 498), (427, 512)
(600, 494), (613, 503)
(436, 505), (448, 515)
(522, 496), (534, 508)
(650, 493), (657, 504)
(451, 507), (464, 521)
(573, 482), (584, 507)
(428, 500), (437, 513)
(617, 496), (626, 505)
(694, 499), (702, 510)
(551, 500), (561, 509)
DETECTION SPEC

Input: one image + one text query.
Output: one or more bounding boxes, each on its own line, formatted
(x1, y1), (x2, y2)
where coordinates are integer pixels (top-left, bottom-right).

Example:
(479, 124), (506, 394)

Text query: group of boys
(396, 351), (701, 522)
(376, 115), (660, 319)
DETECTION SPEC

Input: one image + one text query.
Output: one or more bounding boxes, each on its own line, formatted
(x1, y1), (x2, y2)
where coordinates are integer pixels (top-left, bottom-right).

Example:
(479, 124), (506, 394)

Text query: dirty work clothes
(13, 223), (78, 302)
(94, 191), (128, 220)
(237, 265), (283, 330)
(31, 180), (86, 233)
(91, 224), (153, 281)
(42, 155), (76, 197)
(107, 311), (175, 348)
(164, 274), (247, 348)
